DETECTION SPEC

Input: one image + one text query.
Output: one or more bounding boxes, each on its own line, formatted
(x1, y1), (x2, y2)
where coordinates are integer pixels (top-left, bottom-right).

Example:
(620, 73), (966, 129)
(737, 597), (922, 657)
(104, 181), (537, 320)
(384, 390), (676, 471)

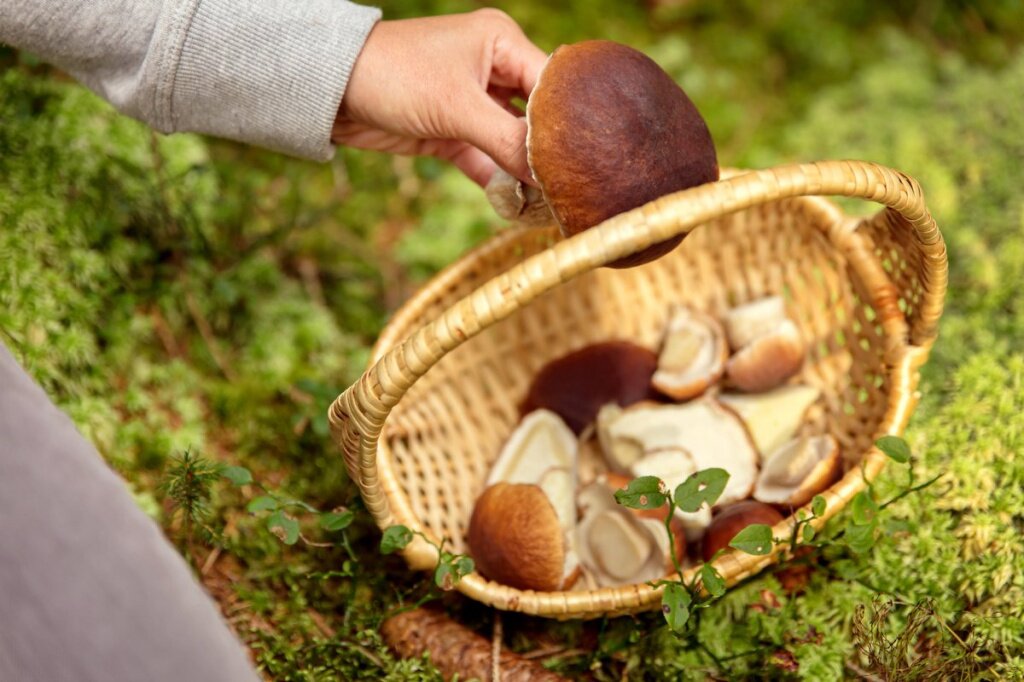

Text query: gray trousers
(0, 343), (259, 682)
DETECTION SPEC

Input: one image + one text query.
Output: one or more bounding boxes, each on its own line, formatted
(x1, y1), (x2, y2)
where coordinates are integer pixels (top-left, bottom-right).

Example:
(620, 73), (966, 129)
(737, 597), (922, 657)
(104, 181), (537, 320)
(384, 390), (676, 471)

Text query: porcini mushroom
(725, 319), (806, 392)
(753, 435), (841, 508)
(651, 306), (728, 400)
(487, 409), (576, 487)
(575, 478), (685, 588)
(520, 341), (660, 434)
(723, 296), (788, 351)
(596, 400), (759, 505)
(468, 483), (579, 591)
(485, 167), (553, 226)
(701, 500), (785, 562)
(717, 385), (821, 461)
(487, 40), (719, 268)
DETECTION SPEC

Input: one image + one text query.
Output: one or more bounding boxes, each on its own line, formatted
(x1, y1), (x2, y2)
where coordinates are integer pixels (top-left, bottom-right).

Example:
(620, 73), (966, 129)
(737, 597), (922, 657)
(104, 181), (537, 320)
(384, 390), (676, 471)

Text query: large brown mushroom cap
(468, 483), (570, 592)
(520, 341), (660, 434)
(526, 40), (719, 268)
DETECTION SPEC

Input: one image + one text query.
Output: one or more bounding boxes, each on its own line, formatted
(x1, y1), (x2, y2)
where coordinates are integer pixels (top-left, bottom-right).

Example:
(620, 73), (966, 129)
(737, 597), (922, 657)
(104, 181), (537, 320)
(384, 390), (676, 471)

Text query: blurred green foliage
(2, 1), (1024, 679)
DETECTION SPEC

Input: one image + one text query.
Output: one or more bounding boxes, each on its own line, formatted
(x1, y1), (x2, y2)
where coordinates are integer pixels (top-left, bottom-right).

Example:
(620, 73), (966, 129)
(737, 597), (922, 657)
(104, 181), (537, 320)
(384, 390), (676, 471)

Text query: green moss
(3, 3), (1024, 679)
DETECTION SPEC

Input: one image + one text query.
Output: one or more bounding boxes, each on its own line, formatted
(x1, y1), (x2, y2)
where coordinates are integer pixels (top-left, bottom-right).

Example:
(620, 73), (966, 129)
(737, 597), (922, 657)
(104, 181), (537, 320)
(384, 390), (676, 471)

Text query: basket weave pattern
(329, 161), (946, 619)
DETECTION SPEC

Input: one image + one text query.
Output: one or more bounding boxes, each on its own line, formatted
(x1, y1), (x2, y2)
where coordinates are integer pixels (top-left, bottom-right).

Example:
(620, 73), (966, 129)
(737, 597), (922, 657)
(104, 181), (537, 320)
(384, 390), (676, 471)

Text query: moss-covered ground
(2, 2), (1022, 679)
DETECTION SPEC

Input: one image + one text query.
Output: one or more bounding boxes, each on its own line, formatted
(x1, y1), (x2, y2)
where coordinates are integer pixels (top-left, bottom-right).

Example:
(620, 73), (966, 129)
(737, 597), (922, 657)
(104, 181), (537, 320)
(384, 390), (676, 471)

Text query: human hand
(333, 9), (547, 187)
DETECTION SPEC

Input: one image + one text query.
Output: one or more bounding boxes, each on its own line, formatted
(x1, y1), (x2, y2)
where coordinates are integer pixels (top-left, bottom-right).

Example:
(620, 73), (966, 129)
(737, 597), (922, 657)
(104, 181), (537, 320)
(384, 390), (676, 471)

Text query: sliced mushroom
(487, 409), (576, 487)
(468, 483), (579, 591)
(628, 450), (711, 541)
(525, 41), (719, 268)
(596, 400), (759, 505)
(574, 479), (685, 588)
(725, 319), (806, 392)
(701, 500), (785, 562)
(717, 385), (821, 461)
(652, 306), (728, 400)
(520, 341), (660, 434)
(753, 435), (841, 508)
(723, 296), (787, 350)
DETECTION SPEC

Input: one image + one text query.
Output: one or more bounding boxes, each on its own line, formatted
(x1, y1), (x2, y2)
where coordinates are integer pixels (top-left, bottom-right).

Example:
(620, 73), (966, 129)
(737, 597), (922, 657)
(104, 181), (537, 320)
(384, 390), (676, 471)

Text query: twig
(845, 660), (885, 681)
(491, 612), (502, 682)
(200, 546), (221, 576)
(185, 290), (236, 381)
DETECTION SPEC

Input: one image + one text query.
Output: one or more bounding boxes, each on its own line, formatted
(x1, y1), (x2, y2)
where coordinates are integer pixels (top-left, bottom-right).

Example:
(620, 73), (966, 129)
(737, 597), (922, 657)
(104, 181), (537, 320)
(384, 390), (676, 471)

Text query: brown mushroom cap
(725, 320), (806, 393)
(701, 500), (785, 562)
(468, 483), (570, 592)
(520, 341), (660, 434)
(526, 40), (719, 268)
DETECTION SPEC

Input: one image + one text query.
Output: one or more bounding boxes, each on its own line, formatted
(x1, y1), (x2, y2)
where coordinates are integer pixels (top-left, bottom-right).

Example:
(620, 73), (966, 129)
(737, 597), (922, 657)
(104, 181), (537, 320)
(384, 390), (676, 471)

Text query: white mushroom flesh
(487, 409), (576, 486)
(723, 296), (787, 350)
(717, 385), (821, 461)
(754, 434), (840, 505)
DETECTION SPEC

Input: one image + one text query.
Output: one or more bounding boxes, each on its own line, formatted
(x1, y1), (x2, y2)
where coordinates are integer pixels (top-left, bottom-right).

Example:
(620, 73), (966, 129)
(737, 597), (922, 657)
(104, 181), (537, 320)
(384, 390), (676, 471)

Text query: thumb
(457, 93), (533, 185)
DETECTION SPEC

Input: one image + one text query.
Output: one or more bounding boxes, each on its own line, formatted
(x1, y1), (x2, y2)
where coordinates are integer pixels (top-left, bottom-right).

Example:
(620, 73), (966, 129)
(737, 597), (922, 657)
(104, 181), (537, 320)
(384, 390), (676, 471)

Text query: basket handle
(329, 160), (947, 528)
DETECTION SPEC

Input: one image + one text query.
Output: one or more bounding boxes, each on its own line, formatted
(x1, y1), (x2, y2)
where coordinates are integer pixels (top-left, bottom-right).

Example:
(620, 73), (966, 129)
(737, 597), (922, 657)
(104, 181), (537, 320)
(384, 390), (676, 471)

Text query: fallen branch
(381, 608), (568, 682)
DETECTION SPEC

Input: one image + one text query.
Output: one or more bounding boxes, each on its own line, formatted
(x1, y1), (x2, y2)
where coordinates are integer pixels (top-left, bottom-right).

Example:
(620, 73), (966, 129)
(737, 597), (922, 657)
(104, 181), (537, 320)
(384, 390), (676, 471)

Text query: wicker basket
(329, 161), (947, 620)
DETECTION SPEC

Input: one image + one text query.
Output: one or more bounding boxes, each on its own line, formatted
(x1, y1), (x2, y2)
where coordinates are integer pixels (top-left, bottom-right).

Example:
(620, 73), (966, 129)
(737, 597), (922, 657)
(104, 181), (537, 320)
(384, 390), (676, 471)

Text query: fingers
(443, 144), (499, 188)
(483, 12), (548, 97)
(457, 92), (533, 185)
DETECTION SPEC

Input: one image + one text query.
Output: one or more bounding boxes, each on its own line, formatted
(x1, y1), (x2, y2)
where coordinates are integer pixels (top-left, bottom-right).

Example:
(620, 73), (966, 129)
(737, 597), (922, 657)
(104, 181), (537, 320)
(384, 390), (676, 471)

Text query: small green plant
(379, 524), (475, 608)
(611, 434), (944, 675)
(220, 465), (358, 563)
(163, 447), (222, 560)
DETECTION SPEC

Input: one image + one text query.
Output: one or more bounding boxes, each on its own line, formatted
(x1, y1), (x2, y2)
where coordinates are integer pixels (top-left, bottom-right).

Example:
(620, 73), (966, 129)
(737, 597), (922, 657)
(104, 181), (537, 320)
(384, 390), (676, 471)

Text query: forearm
(0, 0), (380, 160)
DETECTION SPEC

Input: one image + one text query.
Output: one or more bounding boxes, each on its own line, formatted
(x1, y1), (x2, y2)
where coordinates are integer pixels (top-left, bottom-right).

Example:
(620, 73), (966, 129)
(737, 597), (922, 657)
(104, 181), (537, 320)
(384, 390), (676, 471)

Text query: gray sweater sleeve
(0, 0), (381, 160)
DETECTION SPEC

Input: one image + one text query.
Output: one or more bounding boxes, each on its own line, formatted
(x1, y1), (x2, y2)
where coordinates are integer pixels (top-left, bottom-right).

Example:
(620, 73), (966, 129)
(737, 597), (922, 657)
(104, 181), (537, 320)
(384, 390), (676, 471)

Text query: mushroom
(723, 296), (788, 351)
(468, 482), (579, 591)
(725, 319), (806, 392)
(575, 478), (685, 588)
(487, 40), (719, 268)
(520, 341), (660, 434)
(485, 167), (554, 226)
(753, 435), (841, 508)
(622, 452), (712, 541)
(717, 385), (821, 460)
(651, 306), (728, 400)
(487, 409), (576, 487)
(701, 500), (785, 562)
(596, 400), (759, 505)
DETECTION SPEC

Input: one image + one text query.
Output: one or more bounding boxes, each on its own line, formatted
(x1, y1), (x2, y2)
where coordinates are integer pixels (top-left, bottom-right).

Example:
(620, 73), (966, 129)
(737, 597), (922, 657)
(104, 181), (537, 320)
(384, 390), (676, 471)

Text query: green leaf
(700, 563), (726, 598)
(247, 495), (279, 513)
(729, 524), (775, 555)
(673, 468), (730, 513)
(875, 435), (911, 463)
(811, 495), (827, 518)
(380, 525), (413, 554)
(845, 519), (877, 554)
(851, 491), (879, 525)
(434, 554), (475, 590)
(320, 510), (355, 532)
(221, 465), (252, 486)
(267, 510), (299, 545)
(614, 476), (668, 510)
(661, 584), (692, 633)
(802, 524), (816, 543)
